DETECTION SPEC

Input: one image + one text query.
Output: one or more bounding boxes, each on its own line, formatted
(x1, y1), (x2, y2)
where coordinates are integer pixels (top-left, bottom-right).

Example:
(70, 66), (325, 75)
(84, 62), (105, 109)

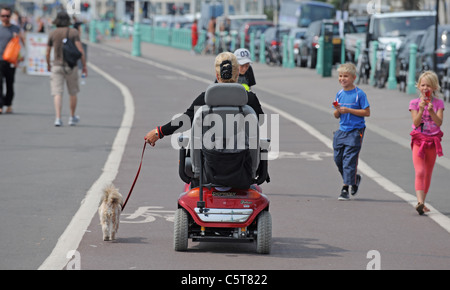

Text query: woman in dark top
(145, 51), (264, 146)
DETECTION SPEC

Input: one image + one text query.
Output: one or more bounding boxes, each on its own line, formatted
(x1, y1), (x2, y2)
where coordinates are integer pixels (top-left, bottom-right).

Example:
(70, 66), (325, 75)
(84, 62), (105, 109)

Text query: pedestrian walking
(409, 71), (444, 215)
(109, 18), (115, 37)
(191, 19), (198, 54)
(203, 17), (216, 55)
(234, 48), (256, 91)
(332, 63), (370, 200)
(46, 11), (87, 126)
(0, 6), (24, 114)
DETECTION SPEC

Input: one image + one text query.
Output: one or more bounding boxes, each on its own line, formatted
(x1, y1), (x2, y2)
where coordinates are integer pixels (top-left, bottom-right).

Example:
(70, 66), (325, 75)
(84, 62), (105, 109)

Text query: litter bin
(321, 22), (333, 77)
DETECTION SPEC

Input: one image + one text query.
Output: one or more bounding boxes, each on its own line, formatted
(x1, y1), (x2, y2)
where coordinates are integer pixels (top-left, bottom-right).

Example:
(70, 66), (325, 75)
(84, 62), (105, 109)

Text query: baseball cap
(234, 48), (252, 65)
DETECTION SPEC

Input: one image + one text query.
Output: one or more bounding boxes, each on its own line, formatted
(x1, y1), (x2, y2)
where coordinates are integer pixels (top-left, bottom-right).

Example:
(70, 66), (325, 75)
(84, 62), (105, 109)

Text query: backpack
(62, 28), (81, 68)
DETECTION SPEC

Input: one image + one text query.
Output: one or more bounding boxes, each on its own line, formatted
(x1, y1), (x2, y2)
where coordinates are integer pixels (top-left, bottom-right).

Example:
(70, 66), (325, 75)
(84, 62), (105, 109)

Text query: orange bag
(2, 36), (21, 66)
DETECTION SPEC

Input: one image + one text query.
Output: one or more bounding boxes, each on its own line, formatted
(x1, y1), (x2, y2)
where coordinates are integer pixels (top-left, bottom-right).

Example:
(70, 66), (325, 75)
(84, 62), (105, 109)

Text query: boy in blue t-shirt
(332, 63), (370, 200)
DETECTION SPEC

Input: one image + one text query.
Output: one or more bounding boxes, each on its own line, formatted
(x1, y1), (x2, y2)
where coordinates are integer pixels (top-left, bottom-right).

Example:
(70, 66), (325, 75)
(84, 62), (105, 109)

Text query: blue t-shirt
(334, 87), (370, 131)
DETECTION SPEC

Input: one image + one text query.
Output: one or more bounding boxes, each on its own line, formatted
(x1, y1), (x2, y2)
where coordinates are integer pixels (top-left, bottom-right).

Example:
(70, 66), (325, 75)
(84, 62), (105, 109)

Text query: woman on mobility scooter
(144, 52), (264, 145)
(144, 52), (272, 254)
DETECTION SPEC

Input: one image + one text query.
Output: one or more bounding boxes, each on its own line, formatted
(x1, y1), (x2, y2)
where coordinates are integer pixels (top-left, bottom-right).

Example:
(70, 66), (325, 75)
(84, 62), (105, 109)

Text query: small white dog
(98, 184), (123, 241)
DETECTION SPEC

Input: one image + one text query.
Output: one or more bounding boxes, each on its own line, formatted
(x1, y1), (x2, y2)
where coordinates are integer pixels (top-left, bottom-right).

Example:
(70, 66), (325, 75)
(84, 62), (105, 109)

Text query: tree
(330, 0), (350, 11)
(400, 0), (422, 10)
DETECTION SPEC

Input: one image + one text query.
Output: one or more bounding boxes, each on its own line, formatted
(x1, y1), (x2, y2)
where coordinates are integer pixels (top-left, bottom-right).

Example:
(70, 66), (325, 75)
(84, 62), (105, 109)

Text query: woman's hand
(144, 129), (160, 146)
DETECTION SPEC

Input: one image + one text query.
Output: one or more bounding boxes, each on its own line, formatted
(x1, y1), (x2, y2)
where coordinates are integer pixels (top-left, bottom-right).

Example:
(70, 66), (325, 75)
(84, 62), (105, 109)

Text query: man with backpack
(46, 11), (87, 127)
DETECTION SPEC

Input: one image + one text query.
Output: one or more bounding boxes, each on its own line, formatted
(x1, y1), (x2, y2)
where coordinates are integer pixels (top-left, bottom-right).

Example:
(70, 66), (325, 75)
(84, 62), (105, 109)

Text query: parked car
(370, 12), (436, 88)
(258, 26), (291, 66)
(215, 15), (269, 53)
(349, 15), (369, 33)
(215, 14), (268, 35)
(299, 19), (357, 69)
(238, 20), (274, 49)
(289, 27), (308, 67)
(395, 30), (426, 91)
(345, 11), (436, 66)
(415, 25), (450, 83)
(442, 57), (450, 101)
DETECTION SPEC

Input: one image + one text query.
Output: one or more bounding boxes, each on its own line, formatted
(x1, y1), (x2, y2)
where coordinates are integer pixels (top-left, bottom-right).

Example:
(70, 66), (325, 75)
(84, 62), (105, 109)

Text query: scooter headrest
(205, 83), (248, 107)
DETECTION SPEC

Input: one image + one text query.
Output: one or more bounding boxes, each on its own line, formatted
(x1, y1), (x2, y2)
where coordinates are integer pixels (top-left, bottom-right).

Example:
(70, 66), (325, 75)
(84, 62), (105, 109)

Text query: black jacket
(159, 90), (264, 137)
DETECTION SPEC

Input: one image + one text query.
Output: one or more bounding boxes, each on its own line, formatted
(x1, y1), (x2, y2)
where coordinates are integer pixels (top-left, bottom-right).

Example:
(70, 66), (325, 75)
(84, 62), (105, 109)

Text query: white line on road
(38, 62), (135, 270)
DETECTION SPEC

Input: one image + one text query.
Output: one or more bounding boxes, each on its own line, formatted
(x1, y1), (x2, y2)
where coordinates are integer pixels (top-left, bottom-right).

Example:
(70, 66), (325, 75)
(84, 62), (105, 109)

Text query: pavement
(2, 36), (450, 270)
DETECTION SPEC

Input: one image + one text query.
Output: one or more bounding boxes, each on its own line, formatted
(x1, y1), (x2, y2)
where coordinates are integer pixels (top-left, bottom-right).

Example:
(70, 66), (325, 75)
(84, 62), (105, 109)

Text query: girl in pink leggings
(409, 71), (444, 215)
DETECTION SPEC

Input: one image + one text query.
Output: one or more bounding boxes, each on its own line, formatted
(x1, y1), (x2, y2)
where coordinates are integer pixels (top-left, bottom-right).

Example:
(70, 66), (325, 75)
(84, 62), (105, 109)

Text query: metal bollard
(355, 39), (361, 63)
(89, 19), (97, 43)
(282, 35), (288, 67)
(407, 43), (418, 94)
(288, 36), (295, 68)
(259, 34), (266, 64)
(131, 21), (141, 56)
(369, 41), (378, 86)
(316, 36), (324, 75)
(387, 42), (398, 89)
(250, 32), (255, 61)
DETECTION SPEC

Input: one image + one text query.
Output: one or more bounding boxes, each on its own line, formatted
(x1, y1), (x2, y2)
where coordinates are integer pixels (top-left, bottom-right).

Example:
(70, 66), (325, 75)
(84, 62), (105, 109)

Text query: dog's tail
(103, 184), (124, 208)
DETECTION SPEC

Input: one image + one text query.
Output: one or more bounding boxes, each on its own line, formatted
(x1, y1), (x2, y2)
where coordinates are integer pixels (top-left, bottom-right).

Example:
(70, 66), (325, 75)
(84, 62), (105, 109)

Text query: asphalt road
(1, 39), (450, 271)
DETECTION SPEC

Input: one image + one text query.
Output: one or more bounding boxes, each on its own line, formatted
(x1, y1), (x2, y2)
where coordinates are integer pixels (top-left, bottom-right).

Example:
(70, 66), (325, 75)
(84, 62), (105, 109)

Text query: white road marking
(38, 62), (135, 270)
(269, 151), (333, 160)
(122, 206), (175, 223)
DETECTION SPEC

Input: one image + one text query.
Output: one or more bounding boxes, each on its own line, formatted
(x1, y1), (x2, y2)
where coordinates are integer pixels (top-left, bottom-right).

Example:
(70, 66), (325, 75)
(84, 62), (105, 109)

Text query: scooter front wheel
(174, 208), (189, 251)
(256, 211), (272, 254)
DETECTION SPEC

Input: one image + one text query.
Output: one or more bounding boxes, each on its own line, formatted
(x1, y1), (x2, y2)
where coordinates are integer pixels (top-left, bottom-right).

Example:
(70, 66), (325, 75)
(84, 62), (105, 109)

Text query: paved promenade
(1, 37), (450, 270)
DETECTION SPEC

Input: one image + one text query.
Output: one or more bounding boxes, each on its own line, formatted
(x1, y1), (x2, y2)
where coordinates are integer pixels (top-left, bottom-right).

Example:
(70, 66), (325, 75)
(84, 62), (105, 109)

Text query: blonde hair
(337, 62), (357, 77)
(416, 71), (440, 96)
(215, 52), (239, 83)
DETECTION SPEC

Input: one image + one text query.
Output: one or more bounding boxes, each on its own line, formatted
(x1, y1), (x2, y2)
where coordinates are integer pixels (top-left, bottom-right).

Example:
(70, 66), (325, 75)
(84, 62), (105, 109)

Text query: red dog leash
(122, 141), (147, 211)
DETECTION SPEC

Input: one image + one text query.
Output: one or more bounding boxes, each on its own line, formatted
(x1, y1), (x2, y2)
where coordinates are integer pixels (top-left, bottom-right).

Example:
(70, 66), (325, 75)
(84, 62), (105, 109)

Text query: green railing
(94, 21), (192, 51)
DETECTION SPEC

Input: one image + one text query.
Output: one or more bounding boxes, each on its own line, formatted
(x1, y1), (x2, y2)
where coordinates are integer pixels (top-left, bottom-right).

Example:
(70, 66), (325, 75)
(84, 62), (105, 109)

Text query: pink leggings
(412, 143), (437, 194)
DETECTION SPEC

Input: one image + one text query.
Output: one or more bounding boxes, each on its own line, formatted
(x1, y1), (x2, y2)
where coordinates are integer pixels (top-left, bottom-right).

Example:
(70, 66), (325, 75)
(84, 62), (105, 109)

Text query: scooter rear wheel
(174, 208), (189, 251)
(256, 211), (272, 254)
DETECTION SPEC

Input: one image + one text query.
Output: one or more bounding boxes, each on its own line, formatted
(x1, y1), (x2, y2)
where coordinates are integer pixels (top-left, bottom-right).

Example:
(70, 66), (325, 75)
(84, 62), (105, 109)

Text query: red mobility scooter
(174, 83), (272, 254)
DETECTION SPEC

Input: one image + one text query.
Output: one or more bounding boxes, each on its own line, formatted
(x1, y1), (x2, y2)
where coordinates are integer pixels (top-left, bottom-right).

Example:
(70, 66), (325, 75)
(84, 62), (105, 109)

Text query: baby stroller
(174, 83), (272, 254)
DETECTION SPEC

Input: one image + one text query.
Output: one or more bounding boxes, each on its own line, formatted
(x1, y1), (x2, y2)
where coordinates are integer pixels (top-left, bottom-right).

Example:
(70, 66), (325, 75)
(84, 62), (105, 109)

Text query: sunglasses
(1, 15), (11, 18)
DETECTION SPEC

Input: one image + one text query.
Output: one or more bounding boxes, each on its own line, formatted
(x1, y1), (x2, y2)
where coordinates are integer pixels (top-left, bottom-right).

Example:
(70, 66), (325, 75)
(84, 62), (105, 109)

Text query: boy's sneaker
(68, 115), (80, 126)
(338, 187), (350, 201)
(351, 174), (362, 196)
(54, 118), (62, 127)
